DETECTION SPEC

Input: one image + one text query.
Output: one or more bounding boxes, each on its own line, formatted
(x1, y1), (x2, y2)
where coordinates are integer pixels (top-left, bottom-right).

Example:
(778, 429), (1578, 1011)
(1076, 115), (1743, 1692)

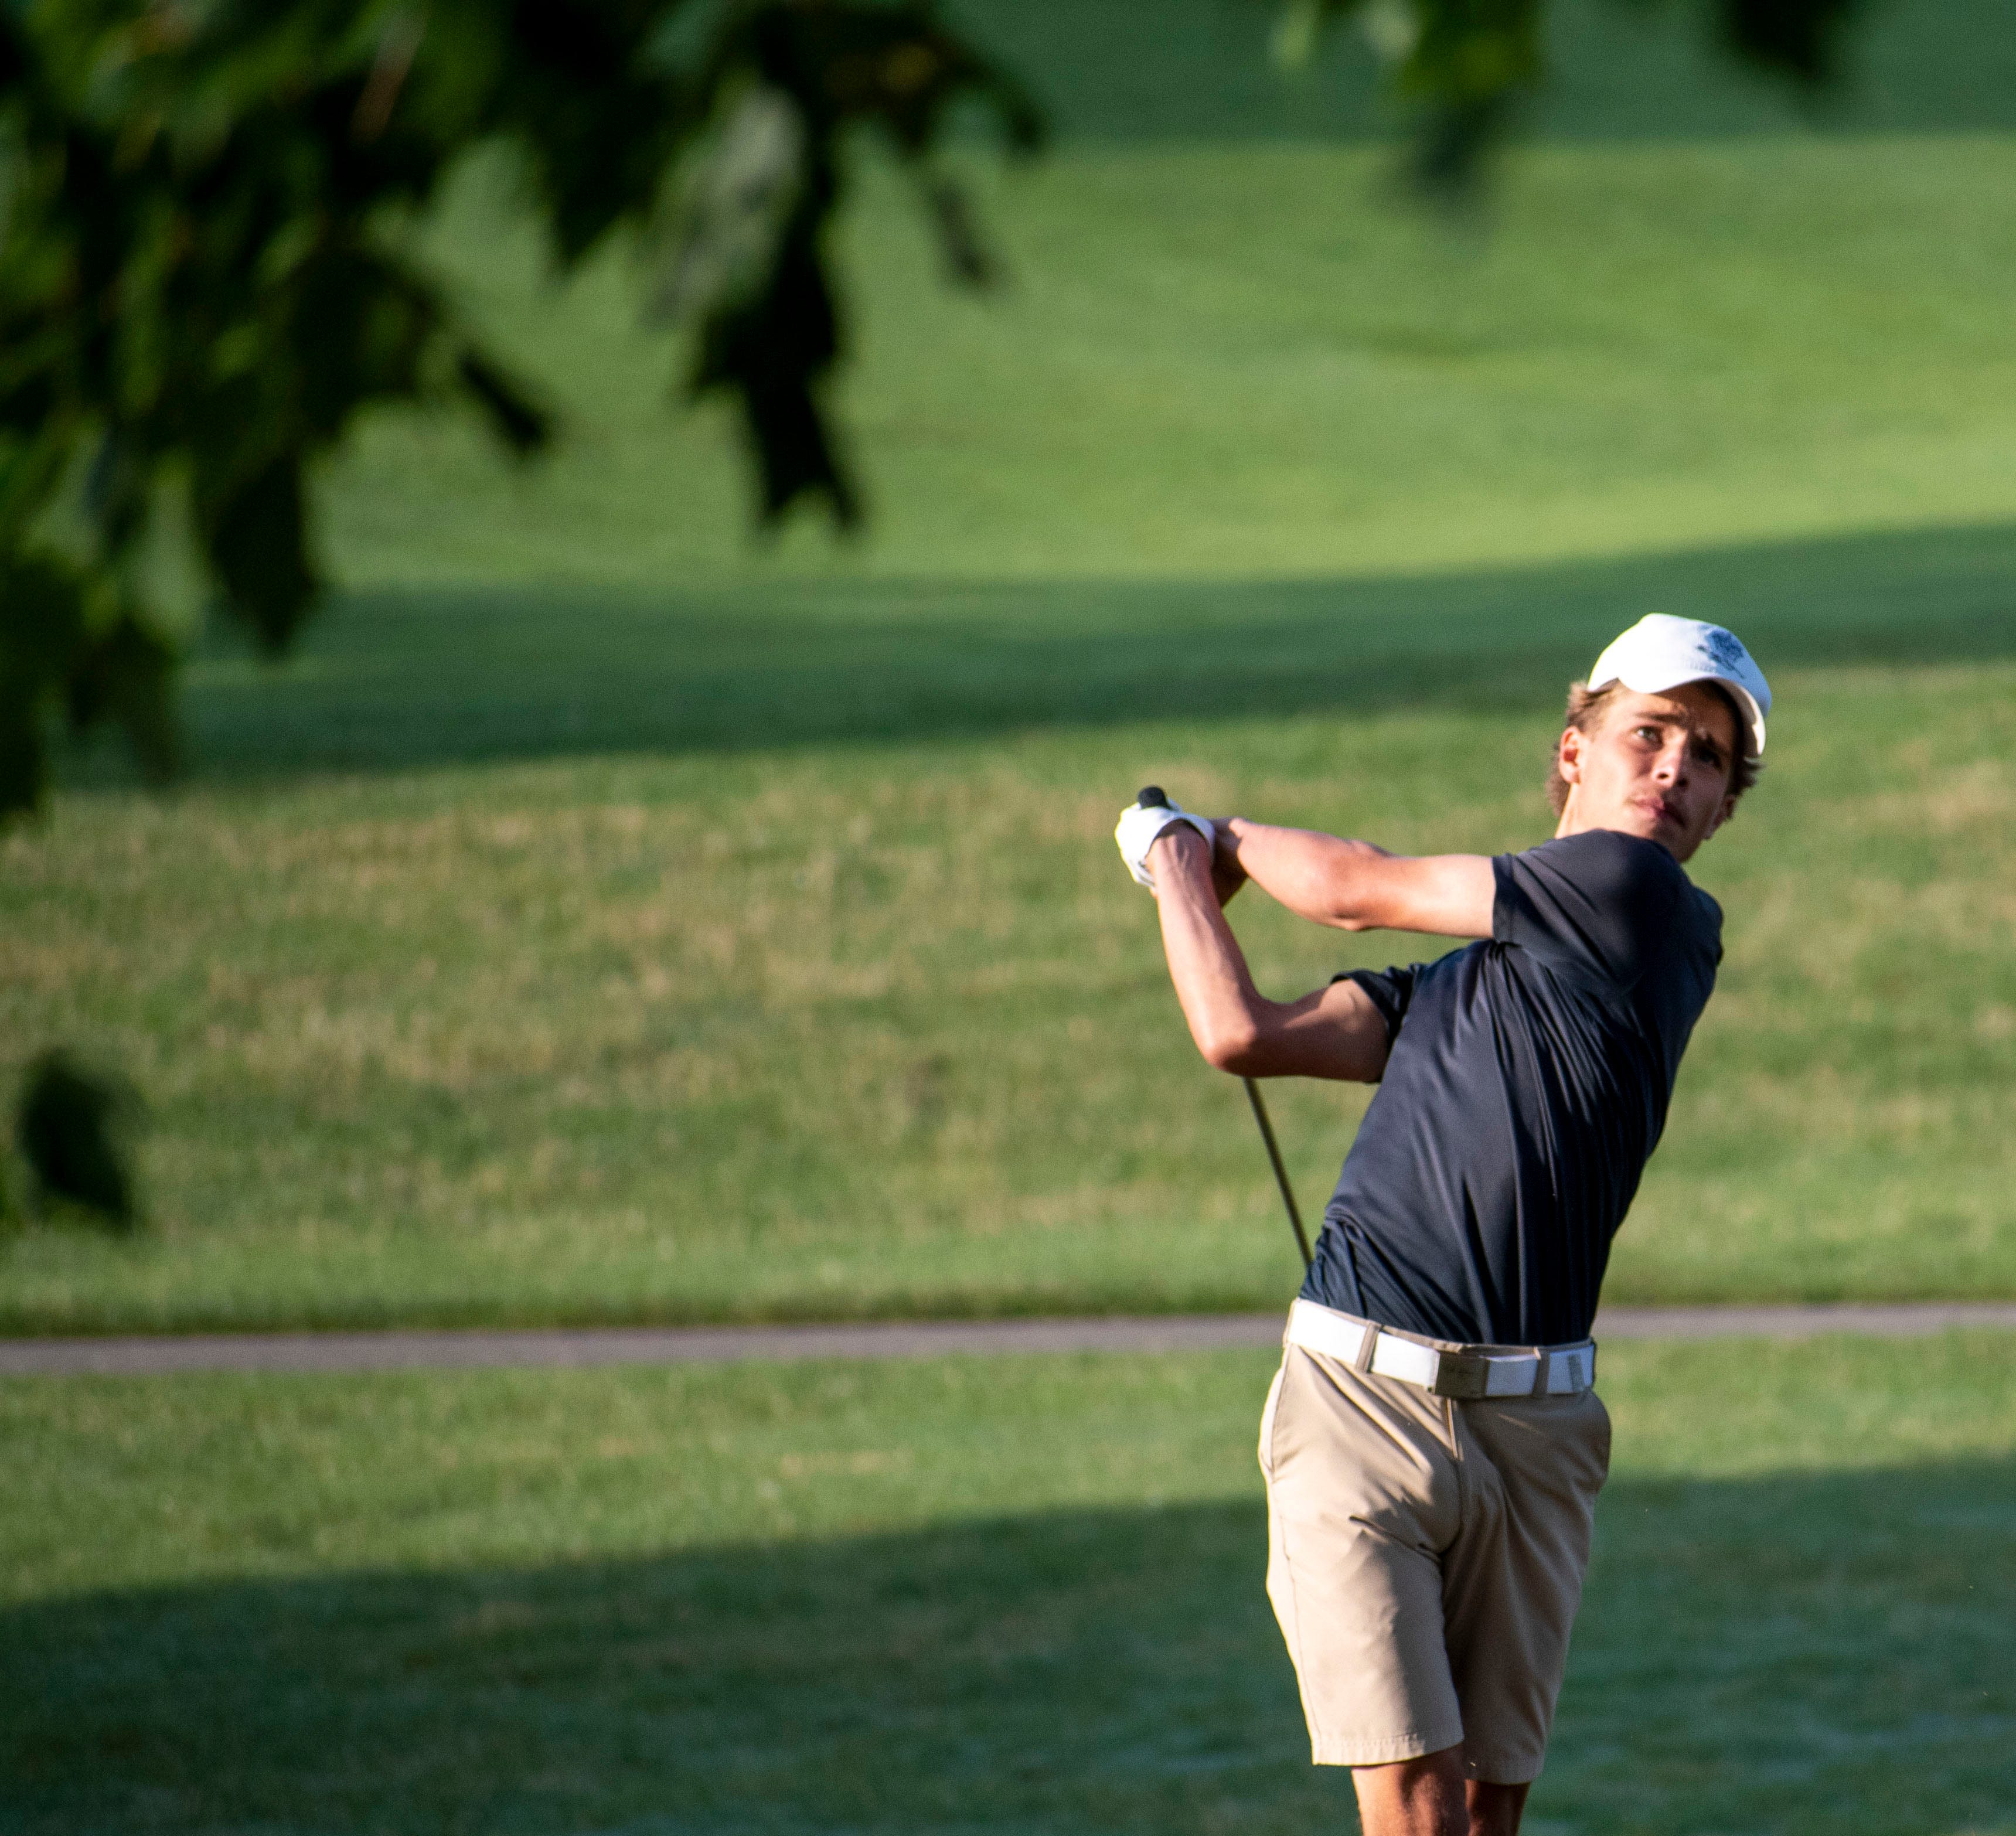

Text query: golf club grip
(1244, 1077), (1313, 1269)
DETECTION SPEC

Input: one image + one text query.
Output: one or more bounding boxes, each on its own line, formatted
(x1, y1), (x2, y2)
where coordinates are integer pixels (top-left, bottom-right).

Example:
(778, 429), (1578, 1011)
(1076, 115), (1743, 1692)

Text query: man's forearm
(1152, 827), (1269, 1068)
(1218, 819), (1393, 931)
(1149, 826), (1392, 1080)
(1214, 817), (1496, 939)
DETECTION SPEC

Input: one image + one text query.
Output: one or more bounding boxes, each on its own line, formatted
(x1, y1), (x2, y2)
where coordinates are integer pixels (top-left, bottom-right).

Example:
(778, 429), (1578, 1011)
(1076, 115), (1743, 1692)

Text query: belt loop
(1353, 1321), (1380, 1374)
(1532, 1350), (1550, 1396)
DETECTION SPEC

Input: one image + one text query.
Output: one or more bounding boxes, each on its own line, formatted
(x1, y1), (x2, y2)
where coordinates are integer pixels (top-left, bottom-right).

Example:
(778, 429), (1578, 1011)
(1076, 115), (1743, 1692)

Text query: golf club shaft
(1244, 1077), (1313, 1269)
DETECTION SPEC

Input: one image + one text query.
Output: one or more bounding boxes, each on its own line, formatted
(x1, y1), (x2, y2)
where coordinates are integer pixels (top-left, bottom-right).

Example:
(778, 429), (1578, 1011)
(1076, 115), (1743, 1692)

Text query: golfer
(1115, 615), (1770, 1836)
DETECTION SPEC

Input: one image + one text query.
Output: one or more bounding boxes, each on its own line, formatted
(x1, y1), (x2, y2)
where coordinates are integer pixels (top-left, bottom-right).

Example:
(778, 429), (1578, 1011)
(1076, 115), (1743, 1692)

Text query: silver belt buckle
(1449, 1346), (1595, 1398)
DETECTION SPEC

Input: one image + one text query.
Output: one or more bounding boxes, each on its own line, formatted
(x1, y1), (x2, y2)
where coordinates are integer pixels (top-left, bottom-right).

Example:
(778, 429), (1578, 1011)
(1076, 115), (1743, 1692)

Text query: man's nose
(1653, 737), (1690, 783)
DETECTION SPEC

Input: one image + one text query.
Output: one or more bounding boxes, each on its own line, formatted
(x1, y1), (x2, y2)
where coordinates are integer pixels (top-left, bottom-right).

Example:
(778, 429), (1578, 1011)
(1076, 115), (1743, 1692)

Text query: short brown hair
(1544, 680), (1759, 817)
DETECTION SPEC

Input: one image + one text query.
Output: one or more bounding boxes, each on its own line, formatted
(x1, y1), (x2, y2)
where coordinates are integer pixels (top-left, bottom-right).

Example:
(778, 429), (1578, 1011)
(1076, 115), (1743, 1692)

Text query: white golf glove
(1115, 794), (1214, 890)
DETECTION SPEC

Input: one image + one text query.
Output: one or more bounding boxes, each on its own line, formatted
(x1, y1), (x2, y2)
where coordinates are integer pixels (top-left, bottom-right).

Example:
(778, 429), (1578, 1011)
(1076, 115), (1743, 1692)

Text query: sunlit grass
(335, 130), (2016, 590)
(4, 645), (2012, 1330)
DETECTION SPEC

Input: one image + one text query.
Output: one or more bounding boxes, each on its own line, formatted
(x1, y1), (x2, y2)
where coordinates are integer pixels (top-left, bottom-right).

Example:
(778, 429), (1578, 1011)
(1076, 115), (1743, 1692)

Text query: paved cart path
(4, 1303), (2016, 1375)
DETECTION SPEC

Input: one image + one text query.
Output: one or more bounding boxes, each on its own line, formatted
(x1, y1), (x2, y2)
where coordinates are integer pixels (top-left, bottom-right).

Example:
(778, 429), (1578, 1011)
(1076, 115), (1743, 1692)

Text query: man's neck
(1554, 806), (1682, 860)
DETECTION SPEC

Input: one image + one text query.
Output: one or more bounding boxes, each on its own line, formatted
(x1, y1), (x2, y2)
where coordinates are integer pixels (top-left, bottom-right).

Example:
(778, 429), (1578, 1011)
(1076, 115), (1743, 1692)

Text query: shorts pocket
(1258, 1362), (1286, 1480)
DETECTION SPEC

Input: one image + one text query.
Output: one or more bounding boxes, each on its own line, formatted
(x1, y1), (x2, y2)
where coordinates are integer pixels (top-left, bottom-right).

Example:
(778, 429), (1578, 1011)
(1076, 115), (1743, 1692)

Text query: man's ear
(1556, 727), (1585, 784)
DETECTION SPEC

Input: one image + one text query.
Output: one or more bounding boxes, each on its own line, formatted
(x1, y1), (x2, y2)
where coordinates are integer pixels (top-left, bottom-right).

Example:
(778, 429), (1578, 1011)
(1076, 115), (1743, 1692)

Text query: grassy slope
(4, 1336), (2014, 1832)
(6, 636), (2015, 1330)
(339, 134), (2016, 590)
(4, 2), (2015, 1329)
(332, 0), (2016, 590)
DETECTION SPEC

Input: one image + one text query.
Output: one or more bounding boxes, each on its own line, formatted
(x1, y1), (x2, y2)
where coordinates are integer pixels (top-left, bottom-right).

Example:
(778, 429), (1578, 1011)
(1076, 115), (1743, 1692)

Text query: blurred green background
(4, 0), (2014, 1329)
(8, 8), (2016, 1835)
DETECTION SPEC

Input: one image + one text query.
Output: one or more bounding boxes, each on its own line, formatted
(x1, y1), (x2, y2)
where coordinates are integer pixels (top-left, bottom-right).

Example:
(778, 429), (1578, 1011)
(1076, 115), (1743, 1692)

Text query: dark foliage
(1717, 0), (1864, 81)
(1286, 0), (1863, 189)
(15, 1051), (138, 1227)
(0, 0), (1040, 819)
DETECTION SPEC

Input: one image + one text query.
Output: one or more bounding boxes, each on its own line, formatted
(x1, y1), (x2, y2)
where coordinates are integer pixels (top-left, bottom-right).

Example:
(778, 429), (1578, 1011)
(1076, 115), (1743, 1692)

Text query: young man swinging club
(1115, 615), (1771, 1836)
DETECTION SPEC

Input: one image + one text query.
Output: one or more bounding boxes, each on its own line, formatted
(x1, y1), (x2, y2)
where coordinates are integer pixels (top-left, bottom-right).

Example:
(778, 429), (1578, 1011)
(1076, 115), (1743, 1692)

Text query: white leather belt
(1285, 1298), (1596, 1399)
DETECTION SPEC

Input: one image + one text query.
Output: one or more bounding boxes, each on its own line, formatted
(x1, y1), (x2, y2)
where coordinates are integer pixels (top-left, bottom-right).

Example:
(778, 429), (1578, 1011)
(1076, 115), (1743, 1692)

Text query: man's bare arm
(1150, 827), (1391, 1081)
(1215, 818), (1495, 939)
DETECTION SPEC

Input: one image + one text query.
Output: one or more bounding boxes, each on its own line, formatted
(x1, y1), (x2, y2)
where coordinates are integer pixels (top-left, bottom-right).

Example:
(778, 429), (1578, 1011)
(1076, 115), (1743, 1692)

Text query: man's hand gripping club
(1117, 789), (1377, 1085)
(1113, 788), (1215, 891)
(1115, 789), (1495, 1085)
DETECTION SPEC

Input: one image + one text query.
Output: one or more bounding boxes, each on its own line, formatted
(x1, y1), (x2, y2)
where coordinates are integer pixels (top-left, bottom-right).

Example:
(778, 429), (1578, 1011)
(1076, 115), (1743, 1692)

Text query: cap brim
(1595, 666), (1766, 760)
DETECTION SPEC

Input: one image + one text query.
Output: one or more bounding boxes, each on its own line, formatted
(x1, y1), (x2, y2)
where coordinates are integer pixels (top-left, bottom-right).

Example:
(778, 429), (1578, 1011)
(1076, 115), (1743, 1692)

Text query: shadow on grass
(5, 1460), (2013, 1835)
(155, 520), (2016, 784)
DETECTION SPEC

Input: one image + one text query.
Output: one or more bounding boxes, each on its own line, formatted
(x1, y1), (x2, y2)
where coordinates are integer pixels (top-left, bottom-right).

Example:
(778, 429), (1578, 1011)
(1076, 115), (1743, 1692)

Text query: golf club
(1136, 786), (1315, 1269)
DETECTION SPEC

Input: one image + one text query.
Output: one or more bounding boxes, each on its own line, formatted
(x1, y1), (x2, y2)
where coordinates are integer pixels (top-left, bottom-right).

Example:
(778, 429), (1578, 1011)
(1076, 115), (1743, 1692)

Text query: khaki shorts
(1258, 1327), (1611, 1782)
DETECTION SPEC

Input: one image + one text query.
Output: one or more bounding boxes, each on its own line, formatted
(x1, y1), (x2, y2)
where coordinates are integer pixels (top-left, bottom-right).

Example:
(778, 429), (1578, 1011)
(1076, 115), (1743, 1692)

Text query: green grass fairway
(342, 132), (2016, 592)
(4, 2), (2015, 1330)
(5, 551), (2012, 1331)
(5, 1336), (2015, 1832)
(331, 0), (2016, 592)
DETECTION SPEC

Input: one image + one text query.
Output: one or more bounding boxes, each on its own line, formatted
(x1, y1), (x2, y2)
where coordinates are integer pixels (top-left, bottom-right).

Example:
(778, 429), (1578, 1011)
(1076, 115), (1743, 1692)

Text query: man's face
(1554, 682), (1740, 861)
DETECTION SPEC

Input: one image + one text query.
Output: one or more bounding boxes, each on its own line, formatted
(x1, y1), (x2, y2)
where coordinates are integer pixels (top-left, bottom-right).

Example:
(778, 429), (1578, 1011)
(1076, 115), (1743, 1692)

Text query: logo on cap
(1703, 627), (1749, 673)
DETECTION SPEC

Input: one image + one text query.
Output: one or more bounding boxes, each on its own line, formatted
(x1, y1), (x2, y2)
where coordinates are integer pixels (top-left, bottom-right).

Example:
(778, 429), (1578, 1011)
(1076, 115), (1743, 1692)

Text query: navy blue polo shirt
(1302, 827), (1723, 1348)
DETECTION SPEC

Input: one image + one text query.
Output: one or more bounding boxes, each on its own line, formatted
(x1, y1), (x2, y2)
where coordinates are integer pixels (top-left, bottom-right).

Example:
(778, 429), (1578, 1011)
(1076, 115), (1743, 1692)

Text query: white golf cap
(1587, 614), (1771, 759)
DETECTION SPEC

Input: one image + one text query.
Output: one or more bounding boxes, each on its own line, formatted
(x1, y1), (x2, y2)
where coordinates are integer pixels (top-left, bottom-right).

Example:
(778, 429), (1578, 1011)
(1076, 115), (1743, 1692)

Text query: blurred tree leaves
(1275, 0), (1862, 189)
(0, 0), (1040, 821)
(662, 4), (1041, 520)
(13, 1050), (141, 1228)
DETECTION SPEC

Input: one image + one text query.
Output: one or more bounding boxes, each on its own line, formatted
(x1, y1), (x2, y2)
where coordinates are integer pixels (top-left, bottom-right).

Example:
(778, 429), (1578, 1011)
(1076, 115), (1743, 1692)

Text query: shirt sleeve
(1491, 830), (1687, 994)
(1331, 964), (1423, 1044)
